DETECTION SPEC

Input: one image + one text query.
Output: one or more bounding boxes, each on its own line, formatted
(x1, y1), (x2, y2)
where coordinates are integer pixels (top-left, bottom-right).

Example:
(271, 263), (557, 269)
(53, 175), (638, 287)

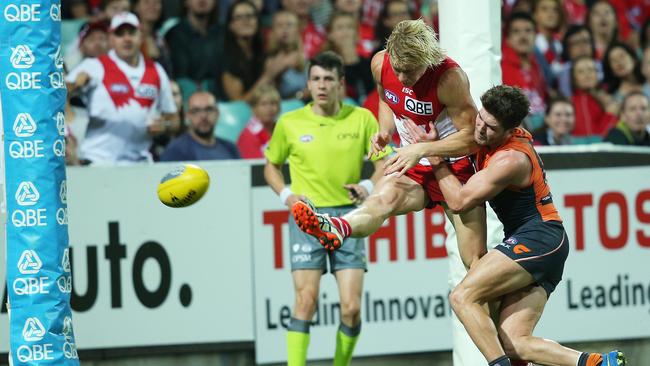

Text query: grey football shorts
(288, 205), (367, 273)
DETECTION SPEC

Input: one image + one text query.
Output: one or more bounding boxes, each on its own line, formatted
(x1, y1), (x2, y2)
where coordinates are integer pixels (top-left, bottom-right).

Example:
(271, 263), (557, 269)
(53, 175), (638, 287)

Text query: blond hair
(249, 84), (281, 107)
(386, 19), (445, 70)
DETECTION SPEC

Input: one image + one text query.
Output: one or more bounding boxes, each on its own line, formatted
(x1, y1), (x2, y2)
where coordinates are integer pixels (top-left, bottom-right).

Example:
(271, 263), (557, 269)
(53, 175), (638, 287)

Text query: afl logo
(300, 135), (314, 143)
(384, 89), (399, 104)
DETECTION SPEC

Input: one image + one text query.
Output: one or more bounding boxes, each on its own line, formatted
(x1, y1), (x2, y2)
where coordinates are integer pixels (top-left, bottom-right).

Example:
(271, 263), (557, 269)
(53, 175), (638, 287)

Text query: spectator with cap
(66, 12), (179, 165)
(161, 91), (241, 161)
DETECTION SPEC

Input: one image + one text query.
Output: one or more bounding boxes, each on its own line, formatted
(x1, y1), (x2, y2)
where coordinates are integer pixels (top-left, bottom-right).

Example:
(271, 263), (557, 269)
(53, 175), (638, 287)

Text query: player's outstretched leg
(291, 200), (345, 251)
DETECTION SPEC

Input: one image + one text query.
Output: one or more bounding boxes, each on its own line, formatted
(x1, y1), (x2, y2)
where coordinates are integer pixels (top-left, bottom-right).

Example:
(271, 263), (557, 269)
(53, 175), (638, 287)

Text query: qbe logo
(55, 111), (66, 136)
(13, 276), (50, 296)
(404, 96), (433, 116)
(10, 113), (45, 159)
(57, 275), (72, 293)
(13, 182), (47, 227)
(62, 316), (78, 359)
(60, 180), (67, 204)
(22, 317), (46, 341)
(17, 318), (54, 362)
(62, 248), (71, 272)
(53, 137), (66, 157)
(10, 45), (35, 69)
(17, 250), (43, 274)
(50, 71), (65, 89)
(50, 3), (61, 21)
(53, 46), (64, 69)
(4, 4), (41, 22)
(15, 181), (40, 206)
(7, 45), (41, 90)
(13, 113), (37, 137)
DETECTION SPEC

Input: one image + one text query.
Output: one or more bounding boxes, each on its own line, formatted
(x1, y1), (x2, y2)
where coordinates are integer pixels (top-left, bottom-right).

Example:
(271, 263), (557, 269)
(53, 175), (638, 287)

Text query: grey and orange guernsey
(478, 127), (568, 297)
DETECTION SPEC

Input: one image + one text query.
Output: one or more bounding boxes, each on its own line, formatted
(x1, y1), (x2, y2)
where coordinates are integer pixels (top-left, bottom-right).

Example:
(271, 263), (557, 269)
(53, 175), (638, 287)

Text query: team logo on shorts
(384, 89), (399, 104)
(513, 244), (531, 254)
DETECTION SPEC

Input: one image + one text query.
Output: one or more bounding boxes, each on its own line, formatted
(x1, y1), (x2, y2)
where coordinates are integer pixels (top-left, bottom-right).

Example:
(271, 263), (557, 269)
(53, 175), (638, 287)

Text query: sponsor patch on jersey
(109, 83), (129, 94)
(404, 95), (433, 115)
(299, 134), (314, 143)
(135, 83), (158, 99)
(384, 89), (399, 104)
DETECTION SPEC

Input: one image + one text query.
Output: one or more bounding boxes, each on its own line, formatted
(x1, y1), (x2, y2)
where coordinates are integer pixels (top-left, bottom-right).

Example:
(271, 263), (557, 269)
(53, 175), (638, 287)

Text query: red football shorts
(403, 156), (476, 208)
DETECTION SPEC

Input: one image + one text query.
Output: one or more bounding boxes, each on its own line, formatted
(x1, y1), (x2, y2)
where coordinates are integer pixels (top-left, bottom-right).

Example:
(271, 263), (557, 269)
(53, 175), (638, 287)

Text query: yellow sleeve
(264, 117), (289, 165)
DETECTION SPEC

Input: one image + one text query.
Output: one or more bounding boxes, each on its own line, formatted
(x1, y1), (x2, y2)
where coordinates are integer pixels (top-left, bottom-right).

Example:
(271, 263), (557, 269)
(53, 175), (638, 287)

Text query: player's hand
(403, 119), (438, 143)
(344, 184), (368, 205)
(427, 155), (445, 167)
(383, 144), (424, 177)
(285, 194), (308, 209)
(368, 131), (391, 159)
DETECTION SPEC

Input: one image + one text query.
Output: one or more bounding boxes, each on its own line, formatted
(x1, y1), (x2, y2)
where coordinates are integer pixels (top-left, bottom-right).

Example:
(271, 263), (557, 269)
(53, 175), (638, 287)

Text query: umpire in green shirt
(264, 51), (383, 366)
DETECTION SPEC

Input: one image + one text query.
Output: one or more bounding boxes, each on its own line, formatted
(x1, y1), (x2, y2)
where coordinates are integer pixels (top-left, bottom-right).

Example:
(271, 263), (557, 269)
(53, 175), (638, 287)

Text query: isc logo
(404, 96), (433, 115)
(4, 4), (41, 22)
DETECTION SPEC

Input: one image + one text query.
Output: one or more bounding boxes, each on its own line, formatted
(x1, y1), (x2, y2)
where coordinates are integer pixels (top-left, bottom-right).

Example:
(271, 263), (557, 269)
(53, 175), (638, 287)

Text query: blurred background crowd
(60, 0), (650, 166)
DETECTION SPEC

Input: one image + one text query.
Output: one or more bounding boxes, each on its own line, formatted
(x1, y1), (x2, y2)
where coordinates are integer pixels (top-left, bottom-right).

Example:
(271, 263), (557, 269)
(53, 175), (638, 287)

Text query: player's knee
(339, 299), (361, 320)
(449, 286), (468, 312)
(295, 289), (318, 314)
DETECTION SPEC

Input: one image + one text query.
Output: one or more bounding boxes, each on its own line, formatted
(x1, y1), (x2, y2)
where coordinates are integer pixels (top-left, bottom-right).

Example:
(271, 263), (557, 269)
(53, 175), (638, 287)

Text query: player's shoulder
(490, 148), (531, 172)
(370, 50), (386, 76)
(438, 65), (467, 87)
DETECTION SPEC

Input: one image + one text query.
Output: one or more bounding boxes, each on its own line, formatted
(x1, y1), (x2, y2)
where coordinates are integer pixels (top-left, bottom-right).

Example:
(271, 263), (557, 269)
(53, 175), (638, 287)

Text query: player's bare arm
(368, 51), (396, 158)
(415, 68), (478, 157)
(382, 68), (479, 174)
(432, 150), (531, 212)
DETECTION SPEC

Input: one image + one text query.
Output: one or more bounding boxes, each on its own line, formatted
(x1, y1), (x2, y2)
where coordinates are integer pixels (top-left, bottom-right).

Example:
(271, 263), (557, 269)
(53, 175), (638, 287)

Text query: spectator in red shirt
(532, 0), (565, 79)
(563, 0), (587, 25)
(237, 85), (281, 159)
(502, 12), (548, 128)
(333, 0), (376, 58)
(282, 0), (326, 59)
(571, 56), (618, 137)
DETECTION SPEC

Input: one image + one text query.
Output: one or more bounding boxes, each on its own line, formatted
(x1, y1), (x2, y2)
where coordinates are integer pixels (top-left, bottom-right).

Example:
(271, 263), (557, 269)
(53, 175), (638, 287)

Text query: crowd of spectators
(61, 0), (650, 166)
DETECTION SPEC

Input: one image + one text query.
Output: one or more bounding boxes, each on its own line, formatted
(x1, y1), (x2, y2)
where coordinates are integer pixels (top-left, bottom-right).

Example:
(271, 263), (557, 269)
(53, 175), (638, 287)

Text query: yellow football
(157, 164), (210, 208)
